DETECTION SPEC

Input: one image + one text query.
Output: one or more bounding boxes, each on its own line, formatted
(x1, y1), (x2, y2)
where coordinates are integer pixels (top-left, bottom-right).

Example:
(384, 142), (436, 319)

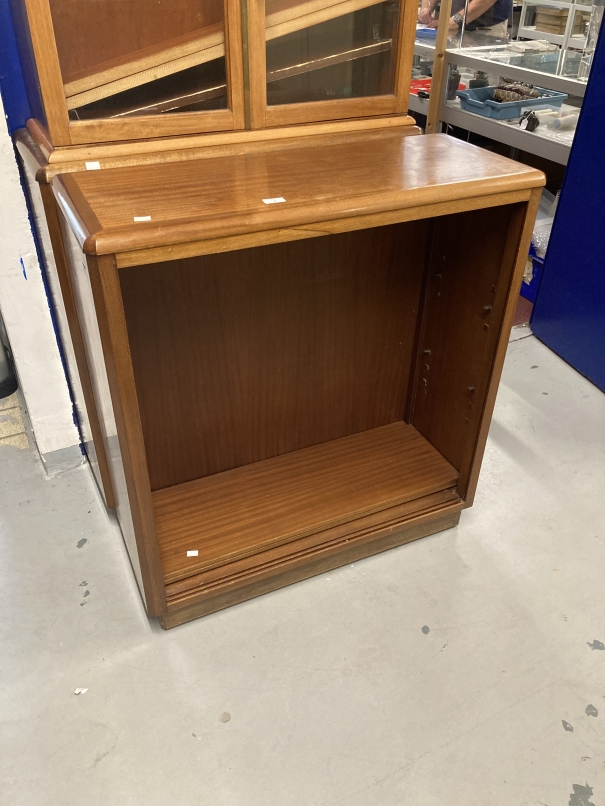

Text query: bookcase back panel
(49, 0), (224, 80)
(265, 0), (401, 107)
(120, 222), (428, 491)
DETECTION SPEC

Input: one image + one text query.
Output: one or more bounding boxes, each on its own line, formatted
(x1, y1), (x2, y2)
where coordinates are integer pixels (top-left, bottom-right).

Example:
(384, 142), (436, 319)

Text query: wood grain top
(153, 421), (459, 584)
(51, 131), (544, 257)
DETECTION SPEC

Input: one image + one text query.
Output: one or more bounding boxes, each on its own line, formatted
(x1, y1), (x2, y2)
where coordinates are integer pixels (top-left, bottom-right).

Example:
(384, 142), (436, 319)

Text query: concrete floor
(1, 334), (604, 806)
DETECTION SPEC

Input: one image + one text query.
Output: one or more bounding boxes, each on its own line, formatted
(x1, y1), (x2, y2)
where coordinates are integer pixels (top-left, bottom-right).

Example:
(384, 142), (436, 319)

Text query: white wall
(0, 95), (80, 458)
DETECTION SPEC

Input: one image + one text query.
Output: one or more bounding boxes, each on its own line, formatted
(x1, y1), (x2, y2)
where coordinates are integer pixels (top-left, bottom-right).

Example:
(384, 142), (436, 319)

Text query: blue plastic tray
(456, 86), (568, 120)
(415, 27), (437, 39)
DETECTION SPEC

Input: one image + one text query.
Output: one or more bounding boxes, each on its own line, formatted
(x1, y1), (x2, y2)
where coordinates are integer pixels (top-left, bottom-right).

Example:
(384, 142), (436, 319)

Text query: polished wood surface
(49, 0), (224, 82)
(67, 109), (238, 146)
(395, 0), (418, 113)
(425, 0), (452, 134)
(164, 488), (461, 602)
(51, 133), (544, 256)
(63, 25), (226, 110)
(266, 0), (385, 41)
(17, 0), (71, 144)
(116, 187), (532, 268)
(462, 187), (542, 505)
(86, 255), (166, 615)
(154, 422), (458, 584)
(160, 508), (462, 627)
(25, 116), (418, 171)
(120, 223), (426, 489)
(410, 204), (520, 482)
(40, 186), (117, 509)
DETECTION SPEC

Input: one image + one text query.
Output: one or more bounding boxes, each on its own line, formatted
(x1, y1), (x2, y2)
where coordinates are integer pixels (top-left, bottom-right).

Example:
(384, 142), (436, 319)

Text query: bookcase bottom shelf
(159, 502), (462, 628)
(152, 422), (462, 625)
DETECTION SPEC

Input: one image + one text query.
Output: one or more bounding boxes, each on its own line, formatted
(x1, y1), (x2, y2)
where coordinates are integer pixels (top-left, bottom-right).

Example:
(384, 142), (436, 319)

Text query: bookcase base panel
(159, 504), (462, 629)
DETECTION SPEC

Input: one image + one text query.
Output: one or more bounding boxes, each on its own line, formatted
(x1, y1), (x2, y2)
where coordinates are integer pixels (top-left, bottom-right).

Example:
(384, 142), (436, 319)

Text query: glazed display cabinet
(11, 0), (415, 149)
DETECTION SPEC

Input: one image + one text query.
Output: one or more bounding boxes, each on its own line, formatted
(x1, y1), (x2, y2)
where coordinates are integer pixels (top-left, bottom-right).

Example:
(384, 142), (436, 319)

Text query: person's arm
(418, 0), (439, 25)
(427, 0), (500, 32)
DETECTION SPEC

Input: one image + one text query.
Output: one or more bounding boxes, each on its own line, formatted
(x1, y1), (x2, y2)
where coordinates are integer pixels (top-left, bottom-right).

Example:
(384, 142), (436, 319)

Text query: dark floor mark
(79, 581), (87, 587)
(585, 704), (598, 717)
(80, 602), (86, 607)
(531, 365), (539, 369)
(568, 783), (595, 806)
(83, 590), (90, 598)
(421, 625), (430, 635)
(543, 392), (549, 395)
(587, 640), (605, 651)
(562, 720), (574, 732)
(219, 712), (231, 723)
(76, 538), (87, 548)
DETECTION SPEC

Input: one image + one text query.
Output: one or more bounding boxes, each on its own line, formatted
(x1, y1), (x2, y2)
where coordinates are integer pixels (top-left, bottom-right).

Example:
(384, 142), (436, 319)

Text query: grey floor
(1, 334), (604, 806)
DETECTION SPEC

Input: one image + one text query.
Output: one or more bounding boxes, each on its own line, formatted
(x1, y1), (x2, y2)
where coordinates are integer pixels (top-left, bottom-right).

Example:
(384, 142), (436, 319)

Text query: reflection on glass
(265, 0), (401, 106)
(48, 0), (228, 119)
(578, 0), (603, 79)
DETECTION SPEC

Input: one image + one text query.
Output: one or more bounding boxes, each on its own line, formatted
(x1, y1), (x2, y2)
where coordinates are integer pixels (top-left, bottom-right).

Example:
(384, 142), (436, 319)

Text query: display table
(48, 130), (543, 628)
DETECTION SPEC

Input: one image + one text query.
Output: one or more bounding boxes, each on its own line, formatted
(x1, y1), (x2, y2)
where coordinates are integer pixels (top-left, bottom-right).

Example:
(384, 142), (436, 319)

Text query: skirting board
(40, 443), (86, 475)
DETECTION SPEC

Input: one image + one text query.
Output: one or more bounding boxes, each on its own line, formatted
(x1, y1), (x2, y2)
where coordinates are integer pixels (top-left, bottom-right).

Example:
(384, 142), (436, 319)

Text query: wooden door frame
(21, 0), (246, 147)
(247, 0), (417, 129)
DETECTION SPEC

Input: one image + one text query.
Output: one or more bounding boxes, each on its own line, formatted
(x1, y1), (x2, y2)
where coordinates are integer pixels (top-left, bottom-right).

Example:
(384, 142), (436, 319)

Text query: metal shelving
(444, 46), (587, 96)
(408, 92), (429, 114)
(409, 28), (587, 161)
(440, 100), (573, 164)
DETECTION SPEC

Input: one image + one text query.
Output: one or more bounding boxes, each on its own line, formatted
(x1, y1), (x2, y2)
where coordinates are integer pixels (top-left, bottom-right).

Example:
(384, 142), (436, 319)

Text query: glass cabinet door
(249, 0), (414, 127)
(42, 0), (244, 140)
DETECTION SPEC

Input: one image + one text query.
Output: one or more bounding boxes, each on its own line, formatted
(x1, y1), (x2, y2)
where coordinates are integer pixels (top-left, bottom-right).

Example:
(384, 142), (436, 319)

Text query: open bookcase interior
(105, 196), (525, 609)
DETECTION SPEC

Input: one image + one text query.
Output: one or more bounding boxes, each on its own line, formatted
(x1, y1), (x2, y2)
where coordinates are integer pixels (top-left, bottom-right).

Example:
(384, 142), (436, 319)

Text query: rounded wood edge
(42, 114), (417, 164)
(87, 176), (545, 258)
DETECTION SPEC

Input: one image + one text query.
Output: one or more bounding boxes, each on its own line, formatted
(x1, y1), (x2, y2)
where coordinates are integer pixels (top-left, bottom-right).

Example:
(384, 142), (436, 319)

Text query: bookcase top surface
(51, 131), (544, 257)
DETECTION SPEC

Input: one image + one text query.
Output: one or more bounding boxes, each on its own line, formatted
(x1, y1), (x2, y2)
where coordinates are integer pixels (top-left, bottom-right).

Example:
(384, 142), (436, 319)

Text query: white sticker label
(74, 688), (88, 695)
(187, 550), (199, 557)
(85, 161), (101, 170)
(134, 216), (152, 222)
(262, 197), (286, 204)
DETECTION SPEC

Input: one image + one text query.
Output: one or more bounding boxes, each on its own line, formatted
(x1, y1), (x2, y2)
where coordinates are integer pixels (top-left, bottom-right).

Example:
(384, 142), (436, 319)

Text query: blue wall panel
(0, 0), (30, 132)
(532, 24), (605, 392)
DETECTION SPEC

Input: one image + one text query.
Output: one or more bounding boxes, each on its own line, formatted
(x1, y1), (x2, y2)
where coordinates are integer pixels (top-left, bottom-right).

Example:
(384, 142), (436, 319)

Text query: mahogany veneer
(155, 422), (459, 583)
(39, 131), (544, 627)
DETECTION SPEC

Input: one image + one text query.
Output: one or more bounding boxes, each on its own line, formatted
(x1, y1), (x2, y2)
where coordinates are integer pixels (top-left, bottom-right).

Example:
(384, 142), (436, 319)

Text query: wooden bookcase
(37, 131), (544, 628)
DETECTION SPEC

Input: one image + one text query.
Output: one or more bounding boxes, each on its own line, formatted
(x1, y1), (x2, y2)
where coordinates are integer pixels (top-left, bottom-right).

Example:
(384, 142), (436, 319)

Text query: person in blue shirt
(418, 0), (512, 38)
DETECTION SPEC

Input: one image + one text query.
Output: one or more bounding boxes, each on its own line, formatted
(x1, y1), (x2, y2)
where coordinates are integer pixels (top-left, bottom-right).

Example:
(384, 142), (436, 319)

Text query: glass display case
(10, 0), (245, 146)
(248, 0), (416, 128)
(408, 0), (601, 162)
(10, 0), (419, 148)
